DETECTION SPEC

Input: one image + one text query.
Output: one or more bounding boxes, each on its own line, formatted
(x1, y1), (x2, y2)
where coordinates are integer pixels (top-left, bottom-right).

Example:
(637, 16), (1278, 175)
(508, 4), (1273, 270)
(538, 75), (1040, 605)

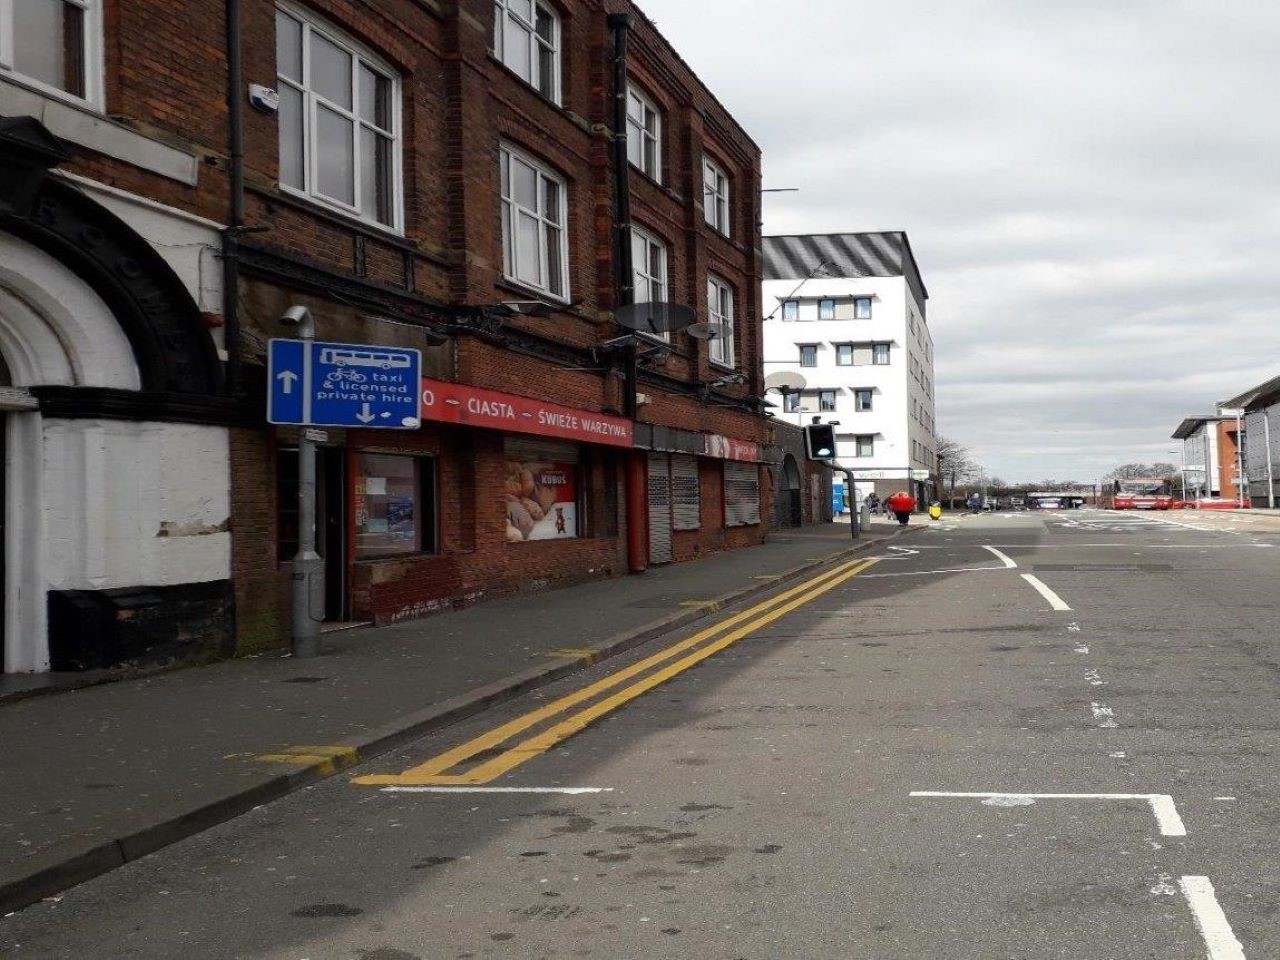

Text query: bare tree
(936, 436), (983, 507)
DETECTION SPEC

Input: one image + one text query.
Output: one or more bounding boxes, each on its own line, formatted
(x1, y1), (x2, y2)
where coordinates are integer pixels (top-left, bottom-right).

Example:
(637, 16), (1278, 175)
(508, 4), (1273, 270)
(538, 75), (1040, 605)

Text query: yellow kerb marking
(255, 745), (359, 776)
(355, 557), (878, 786)
(678, 600), (722, 611)
(542, 648), (597, 658)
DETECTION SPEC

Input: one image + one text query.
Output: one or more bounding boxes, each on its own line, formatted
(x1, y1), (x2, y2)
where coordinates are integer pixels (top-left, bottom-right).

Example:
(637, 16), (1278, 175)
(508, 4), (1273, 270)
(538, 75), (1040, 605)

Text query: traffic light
(804, 423), (837, 460)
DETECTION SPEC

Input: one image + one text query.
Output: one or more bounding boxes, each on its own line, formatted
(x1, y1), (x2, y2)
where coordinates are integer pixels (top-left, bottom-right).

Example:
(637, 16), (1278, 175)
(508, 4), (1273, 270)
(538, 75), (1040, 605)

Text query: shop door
(316, 447), (347, 621)
(647, 452), (673, 564)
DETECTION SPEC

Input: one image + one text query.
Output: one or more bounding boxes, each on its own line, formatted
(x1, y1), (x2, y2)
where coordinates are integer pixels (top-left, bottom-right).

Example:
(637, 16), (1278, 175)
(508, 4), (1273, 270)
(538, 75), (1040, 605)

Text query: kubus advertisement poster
(504, 460), (578, 541)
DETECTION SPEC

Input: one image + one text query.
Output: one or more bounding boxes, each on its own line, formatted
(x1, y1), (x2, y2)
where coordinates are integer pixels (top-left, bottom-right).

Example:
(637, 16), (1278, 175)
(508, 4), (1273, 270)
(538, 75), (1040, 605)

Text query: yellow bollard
(928, 504), (943, 520)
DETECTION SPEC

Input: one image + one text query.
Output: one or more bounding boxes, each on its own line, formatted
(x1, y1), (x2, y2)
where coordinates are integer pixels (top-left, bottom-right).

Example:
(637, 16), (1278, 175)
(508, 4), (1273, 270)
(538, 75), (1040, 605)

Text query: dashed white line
(908, 791), (1187, 836)
(1091, 702), (1119, 728)
(1021, 573), (1072, 610)
(1180, 875), (1247, 959)
(981, 545), (1018, 568)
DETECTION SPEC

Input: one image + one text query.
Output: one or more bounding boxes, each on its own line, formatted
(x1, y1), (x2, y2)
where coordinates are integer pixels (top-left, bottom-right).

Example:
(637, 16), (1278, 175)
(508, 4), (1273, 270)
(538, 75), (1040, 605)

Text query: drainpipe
(222, 0), (244, 397)
(609, 12), (646, 574)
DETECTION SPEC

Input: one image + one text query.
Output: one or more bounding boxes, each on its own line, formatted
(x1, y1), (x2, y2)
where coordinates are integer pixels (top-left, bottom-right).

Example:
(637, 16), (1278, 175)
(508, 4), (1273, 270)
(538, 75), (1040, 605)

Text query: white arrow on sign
(356, 402), (376, 423)
(276, 370), (299, 394)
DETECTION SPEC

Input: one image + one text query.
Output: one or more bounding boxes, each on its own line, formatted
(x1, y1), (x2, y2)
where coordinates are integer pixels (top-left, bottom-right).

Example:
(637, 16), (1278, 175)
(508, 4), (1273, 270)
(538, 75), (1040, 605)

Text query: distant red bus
(1110, 478), (1175, 510)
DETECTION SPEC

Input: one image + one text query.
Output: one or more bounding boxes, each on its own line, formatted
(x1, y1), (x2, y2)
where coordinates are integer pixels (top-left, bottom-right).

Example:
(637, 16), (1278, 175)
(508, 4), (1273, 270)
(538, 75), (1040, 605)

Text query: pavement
(5, 508), (1280, 958)
(0, 519), (904, 915)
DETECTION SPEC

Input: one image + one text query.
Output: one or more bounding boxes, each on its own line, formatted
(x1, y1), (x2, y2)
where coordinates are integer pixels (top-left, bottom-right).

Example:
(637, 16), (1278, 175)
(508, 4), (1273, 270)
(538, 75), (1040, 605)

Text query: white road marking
(1180, 875), (1247, 959)
(380, 786), (614, 795)
(1021, 573), (1072, 610)
(1074, 645), (1090, 654)
(1067, 622), (1081, 632)
(909, 791), (1187, 836)
(1084, 669), (1106, 686)
(981, 545), (1018, 568)
(1091, 702), (1119, 728)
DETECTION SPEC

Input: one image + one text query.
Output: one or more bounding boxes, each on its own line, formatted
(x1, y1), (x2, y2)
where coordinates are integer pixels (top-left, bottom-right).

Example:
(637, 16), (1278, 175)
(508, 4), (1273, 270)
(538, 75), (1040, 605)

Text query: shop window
(354, 453), (435, 559)
(724, 461), (761, 527)
(504, 438), (581, 541)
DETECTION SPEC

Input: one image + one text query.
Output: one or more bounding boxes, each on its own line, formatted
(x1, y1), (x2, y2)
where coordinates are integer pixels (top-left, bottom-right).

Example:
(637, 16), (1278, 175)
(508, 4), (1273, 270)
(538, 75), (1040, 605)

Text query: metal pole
(291, 311), (321, 658)
(1236, 411), (1245, 507)
(1265, 412), (1276, 509)
(845, 469), (858, 540)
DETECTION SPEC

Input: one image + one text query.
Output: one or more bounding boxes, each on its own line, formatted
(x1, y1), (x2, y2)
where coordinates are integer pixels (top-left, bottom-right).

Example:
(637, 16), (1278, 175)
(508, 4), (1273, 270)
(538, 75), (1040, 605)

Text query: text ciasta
(462, 397), (628, 439)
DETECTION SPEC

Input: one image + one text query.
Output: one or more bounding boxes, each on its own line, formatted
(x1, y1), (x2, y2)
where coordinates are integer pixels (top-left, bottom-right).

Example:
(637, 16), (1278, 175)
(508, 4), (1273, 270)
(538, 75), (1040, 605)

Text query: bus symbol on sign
(268, 338), (422, 429)
(318, 347), (413, 370)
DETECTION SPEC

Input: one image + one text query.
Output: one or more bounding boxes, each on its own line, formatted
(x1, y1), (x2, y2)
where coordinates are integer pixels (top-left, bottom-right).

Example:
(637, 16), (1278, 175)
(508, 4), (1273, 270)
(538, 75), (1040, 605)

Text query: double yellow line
(354, 555), (879, 787)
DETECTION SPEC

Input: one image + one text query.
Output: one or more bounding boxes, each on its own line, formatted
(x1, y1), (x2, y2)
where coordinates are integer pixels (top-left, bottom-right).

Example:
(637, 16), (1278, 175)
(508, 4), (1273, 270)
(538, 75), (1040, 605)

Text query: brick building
(0, 0), (773, 672)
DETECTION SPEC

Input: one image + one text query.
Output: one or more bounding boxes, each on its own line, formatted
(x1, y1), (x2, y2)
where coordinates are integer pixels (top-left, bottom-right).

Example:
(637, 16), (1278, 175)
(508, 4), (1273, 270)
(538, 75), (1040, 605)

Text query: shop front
(339, 378), (635, 624)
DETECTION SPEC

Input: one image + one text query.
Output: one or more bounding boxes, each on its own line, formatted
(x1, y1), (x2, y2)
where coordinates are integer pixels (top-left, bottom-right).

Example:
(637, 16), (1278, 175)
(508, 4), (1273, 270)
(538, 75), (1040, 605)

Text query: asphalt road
(5, 509), (1280, 959)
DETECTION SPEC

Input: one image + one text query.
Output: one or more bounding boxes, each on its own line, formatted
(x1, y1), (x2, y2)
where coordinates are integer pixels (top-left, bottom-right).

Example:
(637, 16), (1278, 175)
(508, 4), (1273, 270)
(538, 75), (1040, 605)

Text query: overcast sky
(642, 0), (1280, 483)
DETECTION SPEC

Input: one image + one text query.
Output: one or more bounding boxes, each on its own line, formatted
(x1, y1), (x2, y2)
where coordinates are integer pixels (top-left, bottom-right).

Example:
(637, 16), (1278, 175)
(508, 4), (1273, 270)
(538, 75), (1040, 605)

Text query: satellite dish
(765, 371), (807, 392)
(685, 322), (730, 341)
(615, 301), (697, 336)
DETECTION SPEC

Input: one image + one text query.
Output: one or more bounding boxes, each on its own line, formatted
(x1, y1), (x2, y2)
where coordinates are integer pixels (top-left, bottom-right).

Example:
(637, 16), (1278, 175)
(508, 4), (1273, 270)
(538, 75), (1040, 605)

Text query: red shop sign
(420, 377), (634, 448)
(703, 433), (761, 462)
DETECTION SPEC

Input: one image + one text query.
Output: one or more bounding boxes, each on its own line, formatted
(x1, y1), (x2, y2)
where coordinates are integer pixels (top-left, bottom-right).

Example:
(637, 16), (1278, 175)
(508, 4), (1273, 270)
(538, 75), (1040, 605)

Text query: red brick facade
(41, 0), (771, 649)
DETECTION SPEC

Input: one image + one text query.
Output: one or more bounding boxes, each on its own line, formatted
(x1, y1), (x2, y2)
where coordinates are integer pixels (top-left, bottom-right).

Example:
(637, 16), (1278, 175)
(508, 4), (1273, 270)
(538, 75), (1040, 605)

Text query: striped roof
(763, 232), (928, 309)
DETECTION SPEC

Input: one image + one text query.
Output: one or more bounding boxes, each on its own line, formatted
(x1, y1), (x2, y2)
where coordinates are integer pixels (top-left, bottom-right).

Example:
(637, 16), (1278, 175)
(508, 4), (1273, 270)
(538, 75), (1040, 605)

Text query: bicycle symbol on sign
(324, 368), (367, 385)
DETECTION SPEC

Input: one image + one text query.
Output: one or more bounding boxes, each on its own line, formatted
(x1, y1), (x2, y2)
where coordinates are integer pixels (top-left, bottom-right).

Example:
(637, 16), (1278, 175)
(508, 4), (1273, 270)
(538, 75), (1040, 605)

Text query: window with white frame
(0, 0), (100, 104)
(781, 300), (799, 321)
(626, 84), (661, 181)
(702, 155), (730, 235)
(500, 143), (569, 299)
(631, 225), (668, 339)
(707, 274), (734, 367)
(276, 5), (401, 229)
(493, 0), (559, 102)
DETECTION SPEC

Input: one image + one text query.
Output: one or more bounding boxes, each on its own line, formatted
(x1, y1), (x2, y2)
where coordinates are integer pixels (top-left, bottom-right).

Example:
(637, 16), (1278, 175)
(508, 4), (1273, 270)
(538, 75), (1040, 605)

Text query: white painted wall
(763, 274), (936, 499)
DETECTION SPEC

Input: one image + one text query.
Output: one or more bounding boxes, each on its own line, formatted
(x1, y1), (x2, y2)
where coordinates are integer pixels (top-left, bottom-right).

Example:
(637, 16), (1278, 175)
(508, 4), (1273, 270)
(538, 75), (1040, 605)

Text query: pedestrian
(885, 490), (915, 526)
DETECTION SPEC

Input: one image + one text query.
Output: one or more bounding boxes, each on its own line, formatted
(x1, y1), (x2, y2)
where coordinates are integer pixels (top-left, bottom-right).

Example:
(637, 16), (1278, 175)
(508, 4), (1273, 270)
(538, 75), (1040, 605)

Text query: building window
(818, 299), (835, 320)
(873, 343), (891, 365)
(799, 344), (817, 367)
(707, 274), (735, 367)
(783, 392), (801, 413)
(781, 300), (799, 321)
(855, 297), (872, 319)
(819, 389), (837, 412)
(631, 225), (668, 340)
(276, 5), (401, 229)
(493, 0), (560, 102)
(504, 439), (581, 541)
(500, 143), (569, 299)
(355, 453), (435, 559)
(702, 155), (730, 235)
(0, 0), (99, 104)
(626, 84), (661, 181)
(855, 388), (873, 411)
(854, 435), (874, 458)
(836, 344), (853, 366)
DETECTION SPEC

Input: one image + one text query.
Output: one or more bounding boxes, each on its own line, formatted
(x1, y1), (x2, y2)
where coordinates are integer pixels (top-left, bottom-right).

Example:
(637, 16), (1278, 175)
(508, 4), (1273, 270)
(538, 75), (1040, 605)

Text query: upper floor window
(873, 342), (891, 365)
(836, 343), (853, 366)
(500, 143), (569, 299)
(819, 389), (837, 412)
(707, 274), (735, 368)
(276, 5), (401, 229)
(0, 0), (99, 104)
(631, 225), (668, 340)
(855, 297), (872, 319)
(855, 388), (873, 411)
(781, 300), (799, 321)
(818, 299), (835, 320)
(783, 392), (801, 413)
(853, 435), (874, 457)
(799, 344), (817, 368)
(626, 85), (661, 181)
(493, 0), (559, 102)
(702, 156), (730, 235)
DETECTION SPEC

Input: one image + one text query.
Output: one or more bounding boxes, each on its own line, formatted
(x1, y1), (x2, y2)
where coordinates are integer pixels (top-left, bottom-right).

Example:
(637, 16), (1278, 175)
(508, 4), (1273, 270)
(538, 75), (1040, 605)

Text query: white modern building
(762, 232), (936, 507)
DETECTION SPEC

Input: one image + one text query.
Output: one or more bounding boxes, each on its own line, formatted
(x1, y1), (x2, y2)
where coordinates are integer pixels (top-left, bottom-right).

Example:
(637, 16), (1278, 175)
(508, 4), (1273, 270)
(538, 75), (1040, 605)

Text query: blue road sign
(267, 338), (422, 429)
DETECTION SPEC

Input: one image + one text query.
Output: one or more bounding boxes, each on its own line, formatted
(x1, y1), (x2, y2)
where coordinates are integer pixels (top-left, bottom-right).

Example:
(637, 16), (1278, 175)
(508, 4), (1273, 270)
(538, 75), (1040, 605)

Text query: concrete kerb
(0, 526), (910, 915)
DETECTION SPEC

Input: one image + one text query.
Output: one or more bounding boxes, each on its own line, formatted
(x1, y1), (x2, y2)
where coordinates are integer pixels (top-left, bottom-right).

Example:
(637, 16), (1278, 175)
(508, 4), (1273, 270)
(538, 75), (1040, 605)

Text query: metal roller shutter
(724, 461), (761, 527)
(647, 452), (673, 564)
(671, 454), (700, 531)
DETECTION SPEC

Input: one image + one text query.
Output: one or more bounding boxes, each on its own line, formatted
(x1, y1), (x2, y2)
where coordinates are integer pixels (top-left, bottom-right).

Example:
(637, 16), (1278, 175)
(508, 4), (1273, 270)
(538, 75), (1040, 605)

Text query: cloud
(641, 0), (1280, 480)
